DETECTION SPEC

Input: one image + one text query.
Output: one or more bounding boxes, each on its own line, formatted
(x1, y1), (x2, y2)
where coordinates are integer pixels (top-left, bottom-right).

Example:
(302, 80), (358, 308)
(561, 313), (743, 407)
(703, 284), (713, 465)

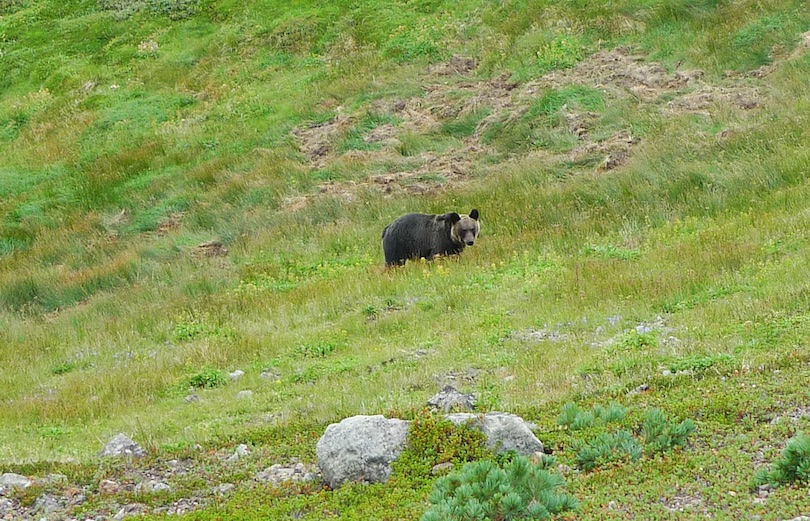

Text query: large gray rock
(446, 412), (544, 455)
(99, 433), (147, 458)
(316, 415), (410, 488)
(0, 473), (32, 489)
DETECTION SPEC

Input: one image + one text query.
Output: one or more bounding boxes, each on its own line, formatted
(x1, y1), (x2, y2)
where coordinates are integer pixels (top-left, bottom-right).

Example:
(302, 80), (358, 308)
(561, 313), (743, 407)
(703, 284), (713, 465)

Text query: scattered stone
(185, 394), (200, 403)
(431, 462), (454, 475)
(445, 412), (544, 456)
(227, 444), (250, 462)
(212, 483), (235, 495)
(0, 474), (32, 490)
(628, 383), (650, 396)
(237, 390), (254, 399)
(33, 493), (61, 515)
(435, 368), (480, 387)
(229, 370), (245, 381)
(113, 503), (148, 520)
(100, 479), (121, 494)
(134, 480), (171, 493)
(316, 415), (410, 488)
(0, 498), (13, 512)
(154, 497), (204, 515)
(100, 433), (147, 458)
(260, 370), (281, 380)
(513, 329), (570, 342)
(427, 385), (476, 412)
(256, 462), (318, 486)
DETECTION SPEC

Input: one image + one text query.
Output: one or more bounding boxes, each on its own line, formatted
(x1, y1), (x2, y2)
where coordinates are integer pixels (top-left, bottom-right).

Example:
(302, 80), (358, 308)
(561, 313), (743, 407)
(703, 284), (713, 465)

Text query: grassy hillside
(2, 0), (810, 518)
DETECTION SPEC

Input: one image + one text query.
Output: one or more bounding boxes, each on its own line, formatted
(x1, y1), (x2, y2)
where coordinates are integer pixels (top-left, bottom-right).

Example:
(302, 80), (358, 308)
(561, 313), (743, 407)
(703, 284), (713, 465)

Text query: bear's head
(448, 209), (480, 247)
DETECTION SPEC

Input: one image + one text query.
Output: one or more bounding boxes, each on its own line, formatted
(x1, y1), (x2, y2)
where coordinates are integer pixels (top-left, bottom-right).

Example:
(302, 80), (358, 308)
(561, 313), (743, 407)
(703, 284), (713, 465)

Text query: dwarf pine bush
(557, 401), (627, 430)
(558, 403), (694, 471)
(573, 430), (642, 471)
(642, 408), (696, 454)
(754, 432), (810, 487)
(421, 455), (577, 521)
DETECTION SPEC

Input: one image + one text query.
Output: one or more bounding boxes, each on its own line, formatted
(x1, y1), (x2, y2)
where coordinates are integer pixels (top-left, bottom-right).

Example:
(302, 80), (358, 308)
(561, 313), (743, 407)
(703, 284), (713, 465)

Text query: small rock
(256, 463), (318, 486)
(237, 390), (253, 399)
(185, 394), (200, 403)
(229, 370), (245, 381)
(627, 383), (650, 396)
(213, 483), (235, 495)
(100, 479), (121, 494)
(135, 480), (171, 493)
(113, 503), (147, 520)
(227, 444), (250, 462)
(0, 473), (32, 490)
(431, 462), (454, 475)
(427, 385), (476, 412)
(33, 493), (61, 514)
(99, 433), (147, 458)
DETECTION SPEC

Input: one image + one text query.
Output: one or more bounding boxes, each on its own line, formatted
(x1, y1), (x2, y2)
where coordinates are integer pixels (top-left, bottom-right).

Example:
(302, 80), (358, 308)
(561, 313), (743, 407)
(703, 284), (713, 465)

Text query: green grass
(2, 0), (810, 518)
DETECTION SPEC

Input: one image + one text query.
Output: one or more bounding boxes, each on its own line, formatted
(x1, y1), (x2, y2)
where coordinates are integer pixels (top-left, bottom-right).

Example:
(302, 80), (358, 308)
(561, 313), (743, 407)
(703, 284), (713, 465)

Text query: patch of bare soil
(193, 240), (228, 257)
(666, 85), (763, 113)
(526, 46), (705, 101)
(427, 55), (479, 76)
(370, 143), (487, 195)
(568, 129), (640, 171)
(660, 488), (706, 513)
(290, 45), (773, 203)
(156, 212), (183, 236)
(291, 111), (355, 169)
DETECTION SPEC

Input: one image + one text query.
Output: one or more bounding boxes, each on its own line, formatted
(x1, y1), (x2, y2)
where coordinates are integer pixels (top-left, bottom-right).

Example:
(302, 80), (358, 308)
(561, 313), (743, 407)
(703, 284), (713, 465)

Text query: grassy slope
(2, 0), (810, 518)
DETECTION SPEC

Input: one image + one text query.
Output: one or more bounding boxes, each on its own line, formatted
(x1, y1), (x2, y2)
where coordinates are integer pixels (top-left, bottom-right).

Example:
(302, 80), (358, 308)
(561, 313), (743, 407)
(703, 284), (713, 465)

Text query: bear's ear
(441, 212), (462, 224)
(469, 209), (479, 220)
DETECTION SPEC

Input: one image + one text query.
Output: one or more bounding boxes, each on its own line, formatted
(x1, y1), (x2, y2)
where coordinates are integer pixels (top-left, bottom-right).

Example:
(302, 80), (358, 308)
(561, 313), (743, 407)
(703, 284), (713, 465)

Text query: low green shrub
(557, 402), (695, 471)
(395, 411), (490, 478)
(642, 408), (696, 454)
(556, 401), (627, 430)
(573, 430), (642, 471)
(421, 455), (578, 521)
(185, 367), (226, 389)
(754, 432), (810, 487)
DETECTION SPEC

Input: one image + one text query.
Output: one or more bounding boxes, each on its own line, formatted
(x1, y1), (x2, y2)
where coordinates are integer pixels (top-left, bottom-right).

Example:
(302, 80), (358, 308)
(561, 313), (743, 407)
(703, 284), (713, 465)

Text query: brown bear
(381, 209), (480, 266)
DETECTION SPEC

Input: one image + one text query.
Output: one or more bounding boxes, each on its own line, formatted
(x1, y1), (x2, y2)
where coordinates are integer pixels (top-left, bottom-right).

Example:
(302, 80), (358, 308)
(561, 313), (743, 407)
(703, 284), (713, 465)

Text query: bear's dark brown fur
(381, 209), (480, 266)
